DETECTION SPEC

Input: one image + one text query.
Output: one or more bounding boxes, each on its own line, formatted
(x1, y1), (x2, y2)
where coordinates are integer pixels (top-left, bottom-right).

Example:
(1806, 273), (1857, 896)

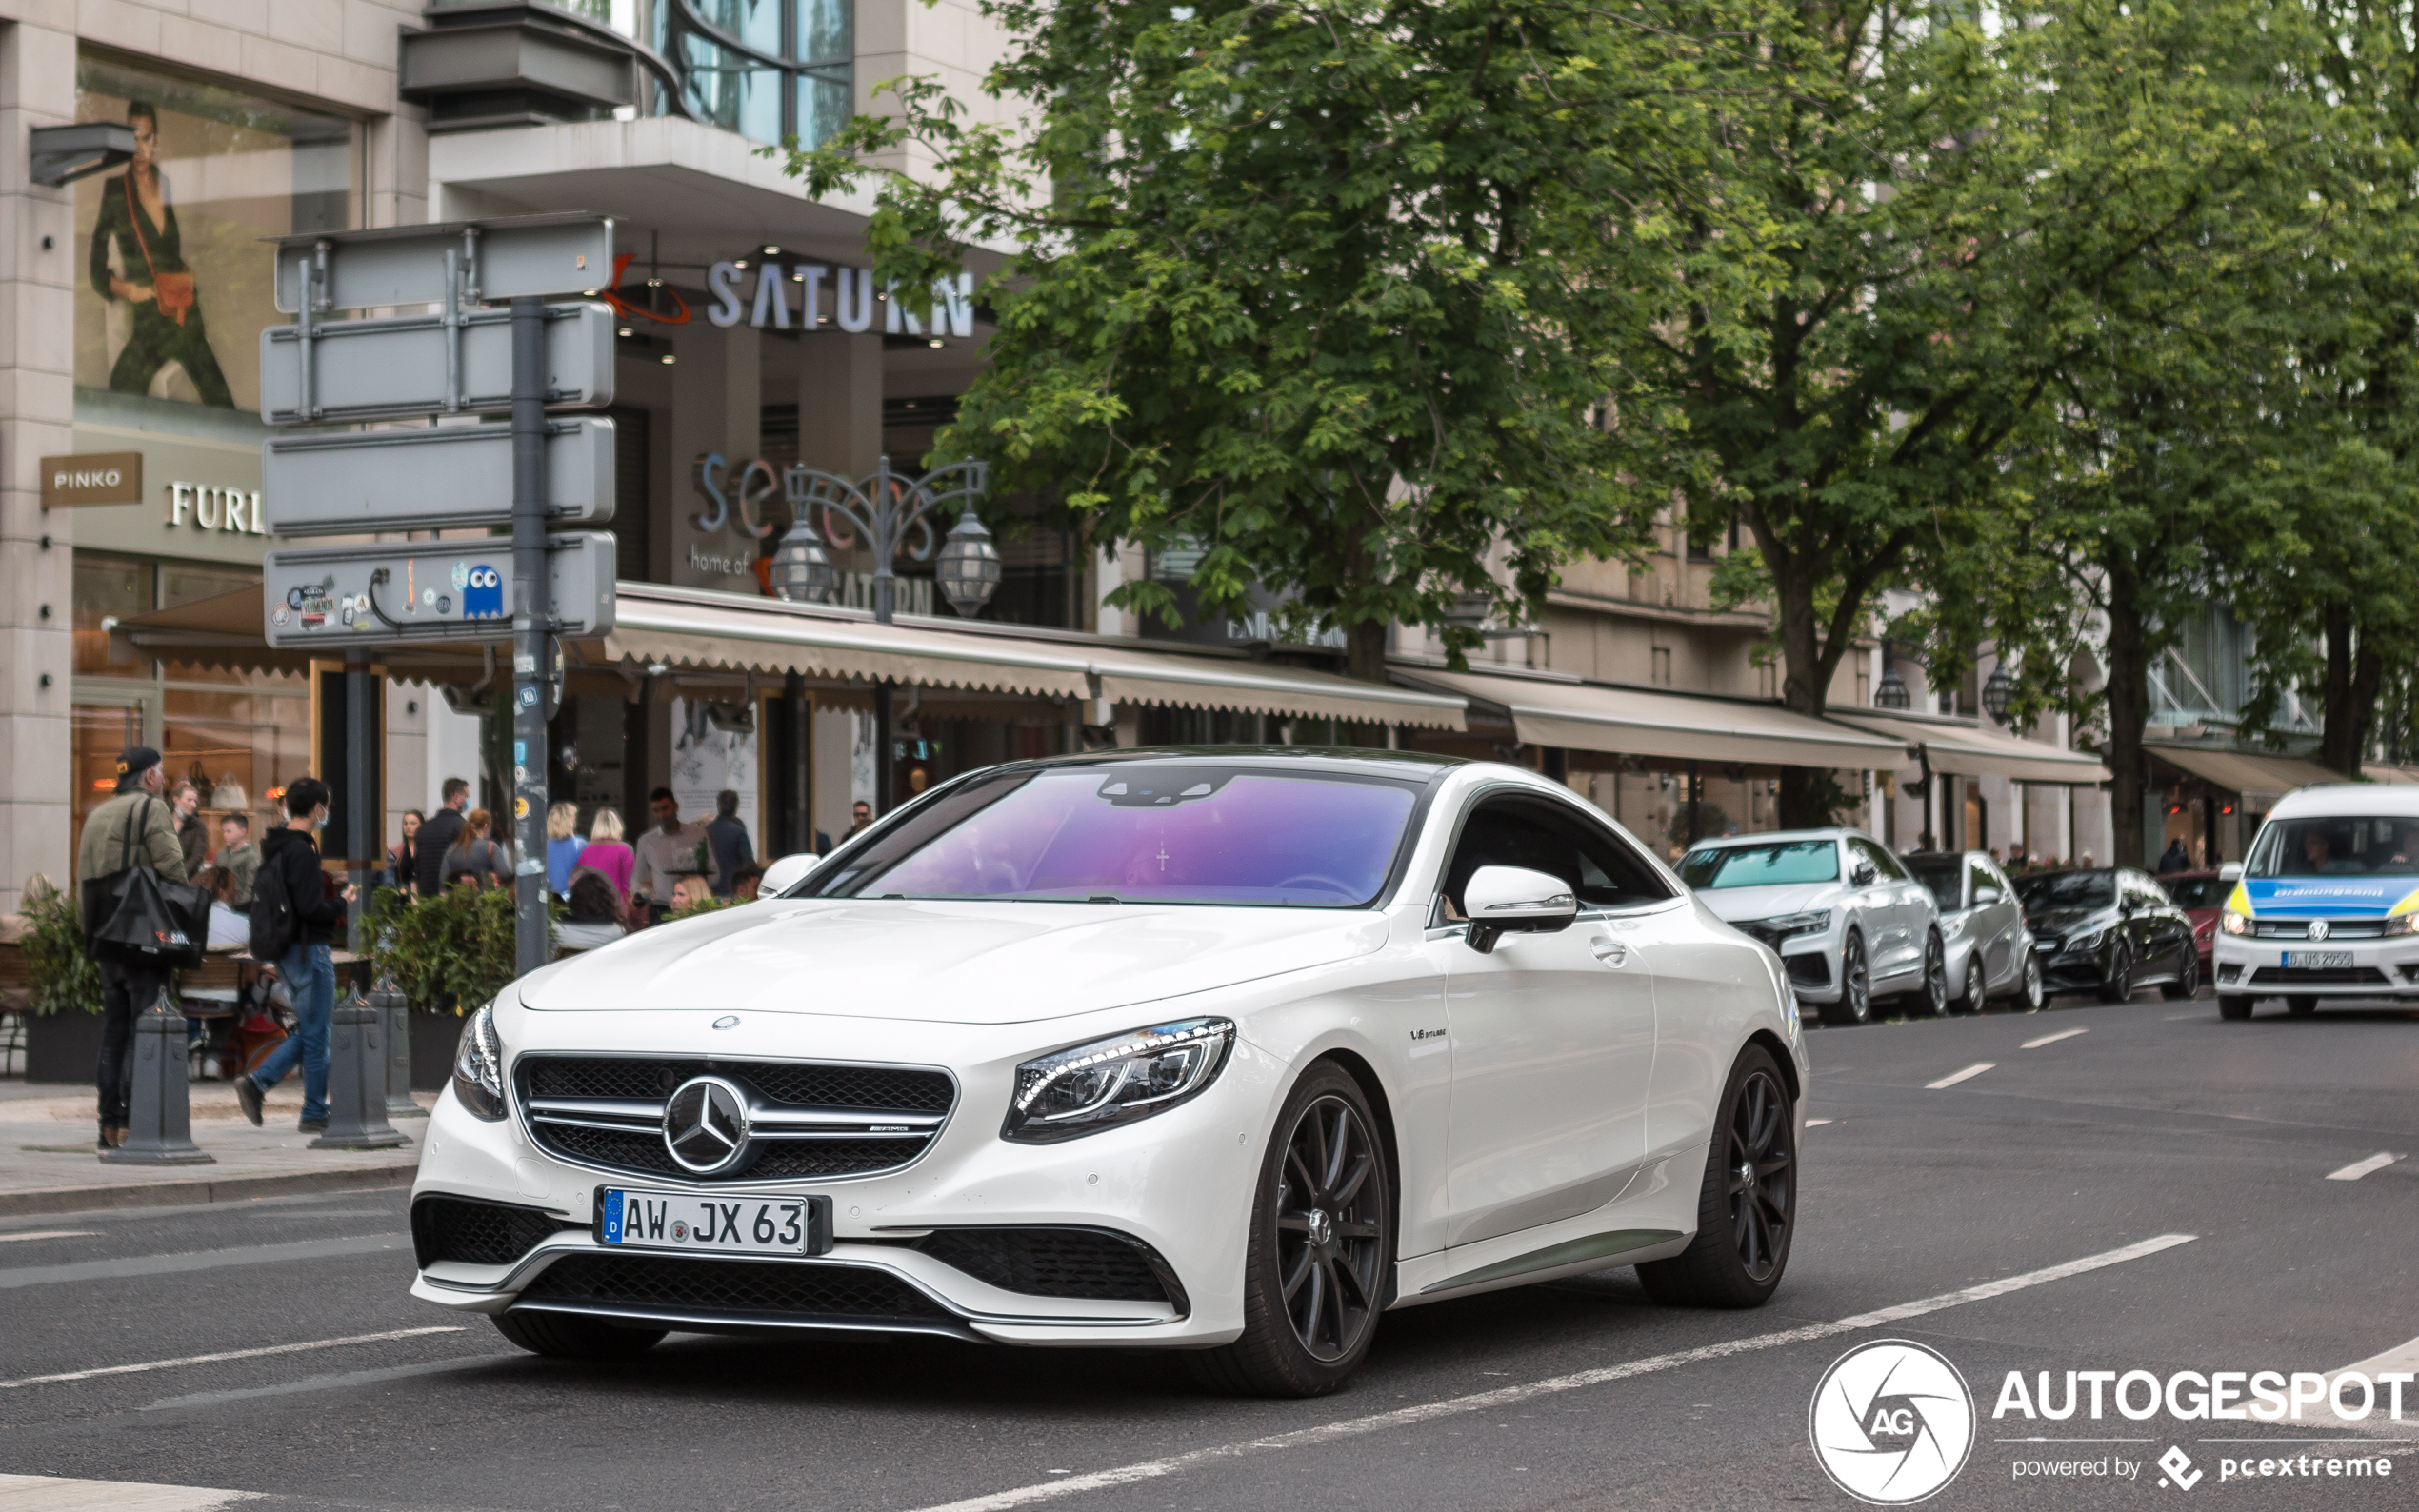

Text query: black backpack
(249, 843), (298, 963)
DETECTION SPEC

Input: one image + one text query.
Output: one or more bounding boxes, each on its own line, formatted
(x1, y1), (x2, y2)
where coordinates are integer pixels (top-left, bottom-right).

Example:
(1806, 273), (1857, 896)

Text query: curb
(0, 1161), (418, 1220)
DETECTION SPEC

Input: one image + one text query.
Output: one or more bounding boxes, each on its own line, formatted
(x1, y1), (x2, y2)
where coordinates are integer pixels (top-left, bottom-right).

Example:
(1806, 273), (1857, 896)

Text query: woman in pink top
(574, 808), (636, 903)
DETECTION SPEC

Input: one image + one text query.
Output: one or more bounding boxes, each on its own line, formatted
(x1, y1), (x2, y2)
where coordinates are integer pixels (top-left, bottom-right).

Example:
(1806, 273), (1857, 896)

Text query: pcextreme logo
(1809, 1339), (1977, 1504)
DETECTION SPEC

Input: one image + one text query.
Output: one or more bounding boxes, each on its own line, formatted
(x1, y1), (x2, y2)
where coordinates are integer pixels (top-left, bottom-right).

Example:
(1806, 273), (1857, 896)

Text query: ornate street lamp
(1874, 667), (1912, 709)
(779, 454), (993, 814)
(1982, 665), (2014, 724)
(770, 519), (836, 604)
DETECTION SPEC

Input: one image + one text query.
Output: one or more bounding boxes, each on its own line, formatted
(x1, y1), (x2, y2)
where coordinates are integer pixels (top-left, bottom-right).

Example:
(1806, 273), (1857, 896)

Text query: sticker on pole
(1809, 1339), (1974, 1504)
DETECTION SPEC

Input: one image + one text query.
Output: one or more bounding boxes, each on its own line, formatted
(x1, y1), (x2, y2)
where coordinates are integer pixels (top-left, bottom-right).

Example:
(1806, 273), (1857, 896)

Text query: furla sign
(704, 262), (977, 340)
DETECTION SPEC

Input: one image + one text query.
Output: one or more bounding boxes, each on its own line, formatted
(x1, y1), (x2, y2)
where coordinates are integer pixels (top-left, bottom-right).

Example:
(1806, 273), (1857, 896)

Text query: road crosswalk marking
(0, 1475), (252, 1511)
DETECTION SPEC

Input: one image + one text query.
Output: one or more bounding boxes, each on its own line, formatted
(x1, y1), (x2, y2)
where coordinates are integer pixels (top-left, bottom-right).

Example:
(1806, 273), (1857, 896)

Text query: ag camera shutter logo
(1809, 1339), (1976, 1504)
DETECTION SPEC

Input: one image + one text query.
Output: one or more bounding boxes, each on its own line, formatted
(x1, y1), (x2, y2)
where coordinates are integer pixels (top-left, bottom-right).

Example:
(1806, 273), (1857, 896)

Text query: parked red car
(2159, 868), (2231, 968)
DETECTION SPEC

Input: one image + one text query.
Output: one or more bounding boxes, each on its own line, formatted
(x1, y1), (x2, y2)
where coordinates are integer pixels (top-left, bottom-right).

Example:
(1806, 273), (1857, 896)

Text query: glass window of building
(661, 0), (854, 148)
(73, 55), (359, 416)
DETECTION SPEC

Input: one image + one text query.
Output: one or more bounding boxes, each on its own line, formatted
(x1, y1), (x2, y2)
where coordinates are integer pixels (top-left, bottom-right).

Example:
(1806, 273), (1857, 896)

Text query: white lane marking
(2321, 1333), (2419, 1442)
(1806, 1119), (1834, 1127)
(0, 1231), (95, 1244)
(0, 1474), (254, 1510)
(2022, 1028), (2088, 1049)
(2326, 1152), (2402, 1182)
(142, 1355), (507, 1412)
(0, 1326), (464, 1389)
(0, 1233), (405, 1290)
(1926, 1062), (1995, 1089)
(900, 1234), (2198, 1512)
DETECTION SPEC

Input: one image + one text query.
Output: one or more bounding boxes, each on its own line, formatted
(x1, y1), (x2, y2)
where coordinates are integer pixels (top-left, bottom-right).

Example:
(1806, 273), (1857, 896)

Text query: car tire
(2097, 943), (2134, 1005)
(2288, 995), (2318, 1016)
(2217, 994), (2252, 1020)
(1827, 932), (1872, 1026)
(2161, 950), (2200, 1001)
(2002, 948), (2046, 1011)
(490, 1310), (666, 1360)
(1905, 932), (1949, 1016)
(1189, 1062), (1395, 1399)
(1637, 1044), (1796, 1308)
(1956, 956), (1986, 1015)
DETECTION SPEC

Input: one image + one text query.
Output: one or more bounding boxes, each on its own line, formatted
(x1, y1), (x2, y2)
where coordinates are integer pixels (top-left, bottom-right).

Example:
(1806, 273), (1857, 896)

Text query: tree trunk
(1345, 617), (1389, 685)
(2317, 603), (2362, 777)
(2102, 559), (2149, 871)
(1771, 558), (1841, 829)
(2339, 628), (2385, 779)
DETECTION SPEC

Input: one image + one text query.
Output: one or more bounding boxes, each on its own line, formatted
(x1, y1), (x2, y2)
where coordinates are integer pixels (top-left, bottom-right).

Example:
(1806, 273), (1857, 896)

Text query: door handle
(1591, 939), (1629, 966)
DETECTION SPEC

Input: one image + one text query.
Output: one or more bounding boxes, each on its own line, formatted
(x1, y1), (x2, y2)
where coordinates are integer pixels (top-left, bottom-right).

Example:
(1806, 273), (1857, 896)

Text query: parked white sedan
(410, 751), (1809, 1397)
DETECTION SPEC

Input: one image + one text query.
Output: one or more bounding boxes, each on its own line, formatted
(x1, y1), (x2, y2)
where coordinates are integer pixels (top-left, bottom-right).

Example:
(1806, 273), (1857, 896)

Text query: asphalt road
(2, 985), (2414, 1512)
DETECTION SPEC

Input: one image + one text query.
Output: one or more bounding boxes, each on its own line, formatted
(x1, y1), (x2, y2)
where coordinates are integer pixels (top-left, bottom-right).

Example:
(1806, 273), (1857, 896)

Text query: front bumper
(2033, 933), (2118, 993)
(2213, 930), (2419, 997)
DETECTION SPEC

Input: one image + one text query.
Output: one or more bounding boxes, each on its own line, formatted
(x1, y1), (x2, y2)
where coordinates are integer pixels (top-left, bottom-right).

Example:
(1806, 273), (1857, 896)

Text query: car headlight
(1940, 913), (1968, 941)
(1003, 1017), (1234, 1144)
(451, 1002), (506, 1122)
(2221, 911), (2252, 937)
(2385, 914), (2419, 937)
(1759, 908), (1831, 940)
(2067, 928), (2105, 953)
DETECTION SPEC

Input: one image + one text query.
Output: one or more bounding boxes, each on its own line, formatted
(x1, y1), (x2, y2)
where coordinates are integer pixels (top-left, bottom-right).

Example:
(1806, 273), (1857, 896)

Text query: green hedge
(365, 885), (558, 1015)
(21, 880), (100, 1017)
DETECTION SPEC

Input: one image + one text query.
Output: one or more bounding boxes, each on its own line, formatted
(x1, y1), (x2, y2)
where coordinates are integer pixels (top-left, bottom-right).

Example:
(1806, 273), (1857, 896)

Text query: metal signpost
(259, 213), (617, 979)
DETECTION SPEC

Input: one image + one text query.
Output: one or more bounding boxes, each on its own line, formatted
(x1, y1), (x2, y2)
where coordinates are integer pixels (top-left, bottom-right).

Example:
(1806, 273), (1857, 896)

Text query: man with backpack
(73, 746), (188, 1152)
(233, 777), (355, 1134)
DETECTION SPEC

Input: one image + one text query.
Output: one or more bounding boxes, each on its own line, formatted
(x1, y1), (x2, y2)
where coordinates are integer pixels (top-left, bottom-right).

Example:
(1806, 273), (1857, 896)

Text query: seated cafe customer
(556, 868), (627, 952)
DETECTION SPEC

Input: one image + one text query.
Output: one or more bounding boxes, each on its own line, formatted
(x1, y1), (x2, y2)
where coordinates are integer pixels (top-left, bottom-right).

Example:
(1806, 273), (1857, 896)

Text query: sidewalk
(0, 1078), (427, 1218)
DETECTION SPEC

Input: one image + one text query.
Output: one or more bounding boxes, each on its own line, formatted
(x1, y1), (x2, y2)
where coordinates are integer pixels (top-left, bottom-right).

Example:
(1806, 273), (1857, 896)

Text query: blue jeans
(252, 942), (334, 1123)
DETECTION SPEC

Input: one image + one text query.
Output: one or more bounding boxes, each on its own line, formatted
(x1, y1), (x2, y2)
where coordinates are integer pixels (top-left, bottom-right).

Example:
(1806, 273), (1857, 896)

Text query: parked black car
(2015, 866), (2200, 1003)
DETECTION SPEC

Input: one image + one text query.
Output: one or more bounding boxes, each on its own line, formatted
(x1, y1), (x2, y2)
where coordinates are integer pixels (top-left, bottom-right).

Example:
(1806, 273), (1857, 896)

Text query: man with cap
(73, 746), (187, 1151)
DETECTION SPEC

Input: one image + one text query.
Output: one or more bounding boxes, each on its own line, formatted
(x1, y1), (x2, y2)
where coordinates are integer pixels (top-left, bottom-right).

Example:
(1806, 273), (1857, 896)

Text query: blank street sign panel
(263, 418), (614, 535)
(258, 302), (615, 424)
(273, 216), (615, 312)
(264, 533), (616, 647)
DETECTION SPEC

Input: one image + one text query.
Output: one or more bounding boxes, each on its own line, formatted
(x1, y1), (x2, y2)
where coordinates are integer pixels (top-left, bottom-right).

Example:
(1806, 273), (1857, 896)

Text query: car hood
(2241, 876), (2419, 917)
(1692, 882), (1847, 923)
(2026, 905), (2114, 937)
(516, 898), (1389, 1025)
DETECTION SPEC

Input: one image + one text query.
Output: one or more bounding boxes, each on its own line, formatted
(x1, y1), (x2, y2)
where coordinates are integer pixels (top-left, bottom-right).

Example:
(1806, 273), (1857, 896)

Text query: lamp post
(776, 455), (995, 816)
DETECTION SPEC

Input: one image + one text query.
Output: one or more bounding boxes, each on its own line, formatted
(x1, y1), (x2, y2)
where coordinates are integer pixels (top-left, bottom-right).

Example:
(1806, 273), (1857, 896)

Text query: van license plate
(2282, 951), (2352, 970)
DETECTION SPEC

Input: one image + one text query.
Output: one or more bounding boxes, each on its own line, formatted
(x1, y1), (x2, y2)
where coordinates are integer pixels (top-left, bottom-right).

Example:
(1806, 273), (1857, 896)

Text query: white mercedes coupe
(410, 750), (1809, 1396)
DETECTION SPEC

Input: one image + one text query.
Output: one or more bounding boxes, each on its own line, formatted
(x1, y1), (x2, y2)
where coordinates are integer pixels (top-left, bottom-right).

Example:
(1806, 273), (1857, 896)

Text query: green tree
(1619, 0), (2277, 825)
(777, 0), (1735, 678)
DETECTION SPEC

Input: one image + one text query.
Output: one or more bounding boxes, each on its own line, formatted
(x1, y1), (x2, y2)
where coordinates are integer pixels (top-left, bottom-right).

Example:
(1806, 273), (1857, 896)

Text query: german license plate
(596, 1187), (832, 1257)
(2283, 951), (2353, 970)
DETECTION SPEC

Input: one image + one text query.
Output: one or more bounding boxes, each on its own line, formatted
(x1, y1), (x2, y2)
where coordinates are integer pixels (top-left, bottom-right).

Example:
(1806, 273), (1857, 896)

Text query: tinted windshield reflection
(819, 768), (1419, 906)
(1904, 856), (1963, 911)
(1678, 840), (1840, 890)
(2017, 871), (2113, 910)
(2246, 816), (2419, 878)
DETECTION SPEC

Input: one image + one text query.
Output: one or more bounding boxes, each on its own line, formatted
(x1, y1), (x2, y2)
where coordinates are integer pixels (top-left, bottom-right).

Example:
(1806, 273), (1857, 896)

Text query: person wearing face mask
(232, 778), (356, 1135)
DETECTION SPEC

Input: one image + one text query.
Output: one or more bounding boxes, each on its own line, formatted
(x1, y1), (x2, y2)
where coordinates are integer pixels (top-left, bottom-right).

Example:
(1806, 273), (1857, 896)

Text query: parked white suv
(1679, 829), (1947, 1024)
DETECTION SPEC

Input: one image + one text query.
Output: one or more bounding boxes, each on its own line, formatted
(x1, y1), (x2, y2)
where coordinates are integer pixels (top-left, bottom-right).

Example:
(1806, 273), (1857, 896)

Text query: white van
(2213, 784), (2419, 1019)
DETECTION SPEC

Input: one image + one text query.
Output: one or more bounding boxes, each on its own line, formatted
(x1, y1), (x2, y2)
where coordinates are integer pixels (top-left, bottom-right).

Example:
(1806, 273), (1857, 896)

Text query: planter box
(25, 1010), (104, 1084)
(410, 1010), (463, 1091)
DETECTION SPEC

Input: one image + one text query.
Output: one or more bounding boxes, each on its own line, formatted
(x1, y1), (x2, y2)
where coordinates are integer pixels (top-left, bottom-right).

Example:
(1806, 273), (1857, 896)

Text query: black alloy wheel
(1191, 1063), (1394, 1397)
(1829, 932), (1872, 1025)
(1910, 933), (1949, 1016)
(2161, 949), (2201, 1001)
(2288, 995), (2319, 1016)
(1638, 1044), (1796, 1307)
(2097, 942), (2135, 1005)
(1957, 956), (1986, 1015)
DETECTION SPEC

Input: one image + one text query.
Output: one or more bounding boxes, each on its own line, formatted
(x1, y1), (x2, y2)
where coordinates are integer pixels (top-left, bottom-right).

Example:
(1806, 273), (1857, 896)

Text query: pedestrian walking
(73, 746), (188, 1151)
(546, 802), (585, 897)
(575, 808), (635, 905)
(441, 808), (513, 888)
(172, 780), (208, 877)
(414, 778), (470, 895)
(233, 777), (355, 1134)
(389, 809), (422, 897)
(216, 812), (259, 906)
(704, 789), (753, 898)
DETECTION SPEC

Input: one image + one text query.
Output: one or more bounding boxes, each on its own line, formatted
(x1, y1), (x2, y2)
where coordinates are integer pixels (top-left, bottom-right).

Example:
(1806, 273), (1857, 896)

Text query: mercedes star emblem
(2308, 920), (2330, 942)
(663, 1076), (751, 1174)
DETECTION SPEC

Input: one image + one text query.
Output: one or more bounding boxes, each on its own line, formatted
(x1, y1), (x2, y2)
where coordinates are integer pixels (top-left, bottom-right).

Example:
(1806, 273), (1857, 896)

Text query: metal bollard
(102, 991), (214, 1165)
(310, 993), (409, 1150)
(377, 989), (422, 1118)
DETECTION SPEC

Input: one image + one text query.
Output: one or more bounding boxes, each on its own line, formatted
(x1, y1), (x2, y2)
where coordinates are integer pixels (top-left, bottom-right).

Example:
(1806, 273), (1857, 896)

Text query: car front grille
(515, 1055), (956, 1184)
(2248, 966), (2390, 985)
(2250, 918), (2386, 940)
(517, 1253), (952, 1324)
(903, 1227), (1179, 1305)
(412, 1196), (580, 1268)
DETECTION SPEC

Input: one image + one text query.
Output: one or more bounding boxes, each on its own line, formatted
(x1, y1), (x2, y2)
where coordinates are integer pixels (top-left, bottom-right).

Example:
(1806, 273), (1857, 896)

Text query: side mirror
(1974, 886), (2003, 905)
(2218, 862), (2244, 882)
(1463, 865), (1578, 954)
(1851, 860), (1878, 887)
(756, 852), (820, 897)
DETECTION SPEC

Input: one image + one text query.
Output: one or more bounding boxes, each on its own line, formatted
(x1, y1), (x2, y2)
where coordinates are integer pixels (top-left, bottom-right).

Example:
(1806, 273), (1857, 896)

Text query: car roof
(1004, 746), (1467, 784)
(2267, 785), (2419, 820)
(1684, 828), (1859, 848)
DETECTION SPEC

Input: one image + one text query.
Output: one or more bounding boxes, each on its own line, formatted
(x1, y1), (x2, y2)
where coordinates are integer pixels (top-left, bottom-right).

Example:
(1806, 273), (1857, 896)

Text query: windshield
(2246, 816), (2419, 878)
(808, 766), (1421, 906)
(2162, 875), (2229, 908)
(1679, 840), (1839, 890)
(2017, 871), (2113, 910)
(1904, 855), (1964, 912)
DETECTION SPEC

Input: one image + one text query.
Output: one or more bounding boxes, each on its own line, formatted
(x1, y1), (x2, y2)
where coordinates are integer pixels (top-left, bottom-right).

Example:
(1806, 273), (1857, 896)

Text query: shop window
(74, 56), (359, 417)
(73, 555), (152, 676)
(162, 685), (309, 841)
